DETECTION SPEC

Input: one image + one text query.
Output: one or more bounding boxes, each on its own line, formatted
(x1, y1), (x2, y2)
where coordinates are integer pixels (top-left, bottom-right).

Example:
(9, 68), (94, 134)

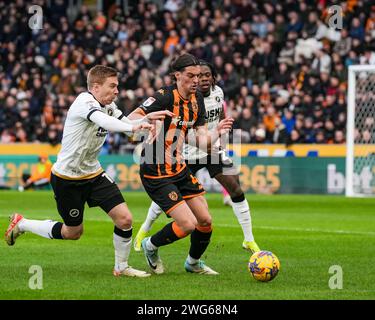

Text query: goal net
(346, 65), (375, 197)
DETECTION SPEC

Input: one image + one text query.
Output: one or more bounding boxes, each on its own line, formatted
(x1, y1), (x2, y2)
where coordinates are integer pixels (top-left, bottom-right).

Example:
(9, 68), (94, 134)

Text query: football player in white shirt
(5, 65), (173, 277)
(134, 61), (260, 253)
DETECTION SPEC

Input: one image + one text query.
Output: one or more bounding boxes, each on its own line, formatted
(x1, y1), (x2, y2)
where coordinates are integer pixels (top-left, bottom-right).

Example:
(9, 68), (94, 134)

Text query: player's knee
(115, 215), (132, 230)
(178, 218), (197, 234)
(199, 216), (212, 227)
(182, 222), (196, 234)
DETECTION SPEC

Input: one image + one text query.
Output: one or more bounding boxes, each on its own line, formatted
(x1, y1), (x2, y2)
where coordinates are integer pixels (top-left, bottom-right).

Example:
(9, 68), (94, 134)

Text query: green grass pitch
(0, 191), (374, 300)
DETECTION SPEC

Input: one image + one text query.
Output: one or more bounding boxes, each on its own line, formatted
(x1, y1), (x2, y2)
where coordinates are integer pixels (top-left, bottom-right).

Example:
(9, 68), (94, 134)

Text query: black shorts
(50, 172), (125, 226)
(187, 156), (225, 178)
(141, 167), (205, 214)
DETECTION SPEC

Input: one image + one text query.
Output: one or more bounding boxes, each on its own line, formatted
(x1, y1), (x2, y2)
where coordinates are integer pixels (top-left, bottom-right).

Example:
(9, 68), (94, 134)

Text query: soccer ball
(248, 251), (280, 282)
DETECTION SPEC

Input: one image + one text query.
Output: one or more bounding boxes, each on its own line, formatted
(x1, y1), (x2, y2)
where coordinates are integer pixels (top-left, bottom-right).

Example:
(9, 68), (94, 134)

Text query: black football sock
(188, 226), (212, 260)
(151, 222), (188, 247)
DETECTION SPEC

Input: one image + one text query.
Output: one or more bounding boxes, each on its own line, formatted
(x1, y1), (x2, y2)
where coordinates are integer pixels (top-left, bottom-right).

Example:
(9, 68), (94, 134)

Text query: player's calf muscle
(216, 175), (243, 198)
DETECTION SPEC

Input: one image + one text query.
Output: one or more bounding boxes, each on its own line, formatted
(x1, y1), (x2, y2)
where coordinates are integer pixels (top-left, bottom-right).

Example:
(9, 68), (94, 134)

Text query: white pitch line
(70, 220), (375, 237)
(217, 224), (375, 236)
(1, 213), (374, 236)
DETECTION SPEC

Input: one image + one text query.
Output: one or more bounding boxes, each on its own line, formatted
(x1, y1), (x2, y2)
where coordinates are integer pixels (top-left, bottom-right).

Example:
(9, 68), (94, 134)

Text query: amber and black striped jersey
(138, 84), (206, 179)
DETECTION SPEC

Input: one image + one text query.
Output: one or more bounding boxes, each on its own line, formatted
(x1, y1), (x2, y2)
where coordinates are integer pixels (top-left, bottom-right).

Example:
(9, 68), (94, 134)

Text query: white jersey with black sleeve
(184, 85), (224, 160)
(52, 92), (140, 179)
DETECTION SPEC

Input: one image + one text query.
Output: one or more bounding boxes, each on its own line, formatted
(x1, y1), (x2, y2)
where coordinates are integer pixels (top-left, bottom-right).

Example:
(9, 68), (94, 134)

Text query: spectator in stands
(238, 108), (257, 142)
(334, 130), (345, 144)
(315, 129), (326, 143)
(360, 47), (375, 65)
(254, 127), (266, 144)
(272, 118), (289, 144)
(349, 17), (365, 41)
(311, 49), (332, 75)
(361, 129), (373, 144)
(287, 11), (303, 34)
(324, 119), (336, 143)
(302, 11), (319, 38)
(302, 117), (316, 143)
(263, 105), (280, 141)
(222, 63), (241, 99)
(271, 63), (291, 87)
(333, 29), (352, 57)
(281, 109), (295, 135)
(1, 0), (375, 150)
(289, 129), (303, 144)
(18, 153), (52, 192)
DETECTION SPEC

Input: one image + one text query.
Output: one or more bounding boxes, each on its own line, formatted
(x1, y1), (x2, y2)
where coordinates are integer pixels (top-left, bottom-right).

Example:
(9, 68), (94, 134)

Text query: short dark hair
(199, 60), (217, 88)
(87, 65), (118, 89)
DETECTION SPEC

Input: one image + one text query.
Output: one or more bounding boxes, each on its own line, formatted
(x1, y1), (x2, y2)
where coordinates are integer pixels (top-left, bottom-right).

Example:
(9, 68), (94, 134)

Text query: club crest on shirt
(142, 97), (156, 107)
(107, 108), (114, 116)
(168, 191), (178, 201)
(158, 89), (165, 95)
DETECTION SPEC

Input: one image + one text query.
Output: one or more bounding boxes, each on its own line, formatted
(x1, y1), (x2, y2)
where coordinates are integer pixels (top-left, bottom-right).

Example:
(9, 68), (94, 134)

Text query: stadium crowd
(0, 0), (375, 153)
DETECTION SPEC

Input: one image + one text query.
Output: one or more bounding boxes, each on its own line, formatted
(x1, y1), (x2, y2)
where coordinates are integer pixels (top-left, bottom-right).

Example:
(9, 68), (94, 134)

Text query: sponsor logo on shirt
(96, 127), (108, 137)
(171, 116), (195, 127)
(142, 97), (156, 107)
(205, 108), (221, 122)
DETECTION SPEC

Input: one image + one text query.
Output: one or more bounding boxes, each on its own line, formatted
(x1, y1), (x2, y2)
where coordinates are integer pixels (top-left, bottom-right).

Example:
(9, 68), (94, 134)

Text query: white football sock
(18, 219), (59, 239)
(145, 237), (158, 251)
(141, 201), (163, 232)
(113, 230), (132, 271)
(231, 199), (254, 242)
(186, 255), (199, 265)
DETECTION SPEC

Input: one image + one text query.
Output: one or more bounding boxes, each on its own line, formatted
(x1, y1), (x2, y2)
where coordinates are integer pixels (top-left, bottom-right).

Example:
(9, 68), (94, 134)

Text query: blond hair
(87, 65), (118, 89)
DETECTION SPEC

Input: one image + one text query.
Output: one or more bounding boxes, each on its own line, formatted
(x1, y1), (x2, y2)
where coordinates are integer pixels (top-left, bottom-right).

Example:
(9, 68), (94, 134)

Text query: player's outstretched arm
(127, 109), (174, 143)
(128, 108), (174, 121)
(89, 110), (135, 134)
(90, 111), (155, 139)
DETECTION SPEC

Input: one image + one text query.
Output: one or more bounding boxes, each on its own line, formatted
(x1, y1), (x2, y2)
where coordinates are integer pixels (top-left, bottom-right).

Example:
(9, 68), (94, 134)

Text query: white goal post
(346, 65), (375, 197)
